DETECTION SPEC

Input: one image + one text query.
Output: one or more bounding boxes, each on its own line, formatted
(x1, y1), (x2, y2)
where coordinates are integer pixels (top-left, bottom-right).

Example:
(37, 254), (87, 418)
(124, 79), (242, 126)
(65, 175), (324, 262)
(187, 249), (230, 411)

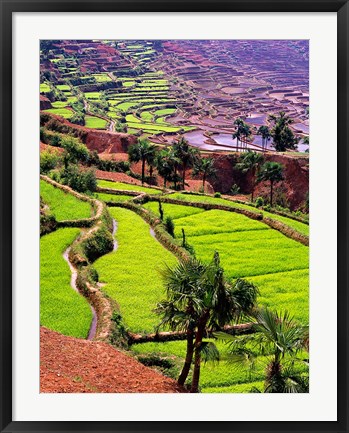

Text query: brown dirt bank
(40, 327), (185, 393)
(41, 113), (137, 154)
(204, 152), (309, 211)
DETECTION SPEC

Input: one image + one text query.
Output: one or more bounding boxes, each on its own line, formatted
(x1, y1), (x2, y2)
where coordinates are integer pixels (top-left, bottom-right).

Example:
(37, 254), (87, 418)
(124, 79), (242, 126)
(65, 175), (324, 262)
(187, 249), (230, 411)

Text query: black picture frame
(1, 1), (348, 432)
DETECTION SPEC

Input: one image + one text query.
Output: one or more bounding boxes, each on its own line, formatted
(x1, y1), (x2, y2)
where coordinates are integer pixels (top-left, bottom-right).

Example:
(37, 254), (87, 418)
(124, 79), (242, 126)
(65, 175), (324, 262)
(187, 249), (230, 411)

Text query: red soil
(40, 327), (184, 393)
(42, 114), (137, 154)
(40, 142), (64, 153)
(95, 169), (143, 185)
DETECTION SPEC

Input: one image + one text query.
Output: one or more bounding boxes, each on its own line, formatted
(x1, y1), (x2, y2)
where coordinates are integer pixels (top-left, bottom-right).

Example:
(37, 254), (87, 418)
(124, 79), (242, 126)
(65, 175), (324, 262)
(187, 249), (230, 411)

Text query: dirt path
(40, 327), (185, 393)
(63, 247), (97, 340)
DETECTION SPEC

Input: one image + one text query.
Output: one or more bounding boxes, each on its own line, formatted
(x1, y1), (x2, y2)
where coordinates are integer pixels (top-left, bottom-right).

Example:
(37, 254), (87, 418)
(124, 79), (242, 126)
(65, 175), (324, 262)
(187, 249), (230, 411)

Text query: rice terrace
(40, 39), (309, 394)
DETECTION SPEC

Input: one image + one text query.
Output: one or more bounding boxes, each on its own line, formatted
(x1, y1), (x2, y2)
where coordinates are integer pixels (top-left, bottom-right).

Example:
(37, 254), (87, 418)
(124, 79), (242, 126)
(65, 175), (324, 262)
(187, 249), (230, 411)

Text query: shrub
(80, 226), (114, 263)
(230, 184), (240, 195)
(165, 216), (175, 238)
(214, 192), (221, 198)
(40, 149), (61, 174)
(40, 213), (57, 236)
(70, 111), (85, 126)
(60, 165), (97, 193)
(158, 200), (164, 221)
(255, 197), (264, 208)
(76, 265), (99, 294)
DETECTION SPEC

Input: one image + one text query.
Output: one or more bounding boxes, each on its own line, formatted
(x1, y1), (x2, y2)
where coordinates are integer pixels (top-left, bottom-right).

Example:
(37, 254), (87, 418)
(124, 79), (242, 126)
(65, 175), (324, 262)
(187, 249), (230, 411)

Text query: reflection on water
(184, 130), (309, 153)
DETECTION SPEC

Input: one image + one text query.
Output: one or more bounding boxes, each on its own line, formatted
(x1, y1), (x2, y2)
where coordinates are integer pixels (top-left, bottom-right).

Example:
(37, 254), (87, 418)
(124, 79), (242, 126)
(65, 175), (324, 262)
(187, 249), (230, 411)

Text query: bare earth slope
(40, 327), (184, 393)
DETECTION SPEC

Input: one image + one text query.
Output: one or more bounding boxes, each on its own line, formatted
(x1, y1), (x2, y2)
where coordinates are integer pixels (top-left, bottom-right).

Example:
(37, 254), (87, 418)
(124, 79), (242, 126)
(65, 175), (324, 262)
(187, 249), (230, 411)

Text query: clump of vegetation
(236, 151), (264, 203)
(214, 192), (221, 198)
(40, 149), (61, 174)
(255, 197), (264, 208)
(155, 252), (259, 392)
(165, 216), (175, 238)
(58, 165), (97, 193)
(217, 308), (309, 393)
(257, 161), (284, 207)
(230, 184), (240, 195)
(268, 112), (299, 152)
(79, 226), (114, 263)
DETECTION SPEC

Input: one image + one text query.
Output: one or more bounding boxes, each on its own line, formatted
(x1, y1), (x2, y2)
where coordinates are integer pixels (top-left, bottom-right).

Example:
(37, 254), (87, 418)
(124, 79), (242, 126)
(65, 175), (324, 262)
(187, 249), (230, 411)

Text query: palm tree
(268, 112), (299, 152)
(257, 125), (271, 150)
(173, 136), (199, 190)
(128, 138), (157, 184)
(218, 308), (309, 393)
(232, 118), (244, 151)
(241, 122), (252, 151)
(257, 161), (284, 207)
(236, 152), (264, 202)
(155, 252), (259, 392)
(193, 157), (216, 191)
(155, 148), (175, 189)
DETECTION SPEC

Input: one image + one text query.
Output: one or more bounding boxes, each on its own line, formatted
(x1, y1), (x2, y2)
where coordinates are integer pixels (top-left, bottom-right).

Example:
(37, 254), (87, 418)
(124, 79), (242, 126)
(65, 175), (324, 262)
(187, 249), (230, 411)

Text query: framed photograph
(1, 1), (348, 432)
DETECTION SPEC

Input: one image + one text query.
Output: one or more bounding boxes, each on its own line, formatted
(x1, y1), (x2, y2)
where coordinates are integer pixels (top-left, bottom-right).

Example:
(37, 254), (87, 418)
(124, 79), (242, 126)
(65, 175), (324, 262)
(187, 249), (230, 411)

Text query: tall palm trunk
(182, 162), (187, 190)
(190, 312), (209, 393)
(141, 158), (145, 185)
(190, 323), (205, 393)
(251, 167), (255, 202)
(174, 164), (178, 190)
(177, 326), (194, 386)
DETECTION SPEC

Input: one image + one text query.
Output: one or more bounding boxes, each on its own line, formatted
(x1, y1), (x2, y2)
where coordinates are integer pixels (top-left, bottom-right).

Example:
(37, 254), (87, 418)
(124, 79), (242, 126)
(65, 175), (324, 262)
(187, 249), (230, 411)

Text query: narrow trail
(63, 247), (97, 340)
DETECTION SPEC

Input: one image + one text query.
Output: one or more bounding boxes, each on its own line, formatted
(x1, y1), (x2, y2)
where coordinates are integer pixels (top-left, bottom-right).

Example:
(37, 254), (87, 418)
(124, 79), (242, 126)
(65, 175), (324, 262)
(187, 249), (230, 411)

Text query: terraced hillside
(40, 39), (309, 153)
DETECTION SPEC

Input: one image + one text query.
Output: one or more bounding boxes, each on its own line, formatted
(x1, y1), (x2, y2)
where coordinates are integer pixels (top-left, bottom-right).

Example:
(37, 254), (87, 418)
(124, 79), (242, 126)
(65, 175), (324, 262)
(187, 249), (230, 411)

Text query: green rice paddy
(94, 207), (177, 333)
(85, 116), (108, 129)
(167, 193), (309, 236)
(40, 180), (93, 221)
(97, 179), (162, 195)
(40, 228), (92, 338)
(131, 338), (308, 393)
(43, 108), (73, 119)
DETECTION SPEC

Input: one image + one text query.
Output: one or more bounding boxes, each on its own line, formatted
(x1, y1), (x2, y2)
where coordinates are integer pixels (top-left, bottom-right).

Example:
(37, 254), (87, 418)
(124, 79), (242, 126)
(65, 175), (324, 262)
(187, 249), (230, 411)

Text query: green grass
(40, 180), (92, 221)
(125, 114), (141, 123)
(92, 73), (112, 83)
(95, 193), (134, 203)
(171, 209), (308, 322)
(51, 97), (77, 109)
(56, 84), (71, 91)
(116, 101), (140, 111)
(84, 92), (101, 100)
(97, 179), (162, 195)
(123, 81), (135, 87)
(154, 108), (176, 116)
(40, 228), (92, 338)
(263, 211), (309, 236)
(43, 108), (73, 119)
(131, 338), (308, 392)
(126, 122), (181, 133)
(85, 116), (108, 129)
(40, 83), (51, 93)
(143, 202), (206, 220)
(167, 193), (308, 236)
(94, 207), (177, 333)
(140, 111), (154, 122)
(173, 209), (268, 237)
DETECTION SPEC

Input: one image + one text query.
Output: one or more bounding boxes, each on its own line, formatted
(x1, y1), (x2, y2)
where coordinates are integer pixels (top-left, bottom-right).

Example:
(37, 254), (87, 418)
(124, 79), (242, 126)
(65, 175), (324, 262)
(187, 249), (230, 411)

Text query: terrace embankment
(204, 152), (309, 210)
(40, 327), (185, 393)
(41, 113), (137, 153)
